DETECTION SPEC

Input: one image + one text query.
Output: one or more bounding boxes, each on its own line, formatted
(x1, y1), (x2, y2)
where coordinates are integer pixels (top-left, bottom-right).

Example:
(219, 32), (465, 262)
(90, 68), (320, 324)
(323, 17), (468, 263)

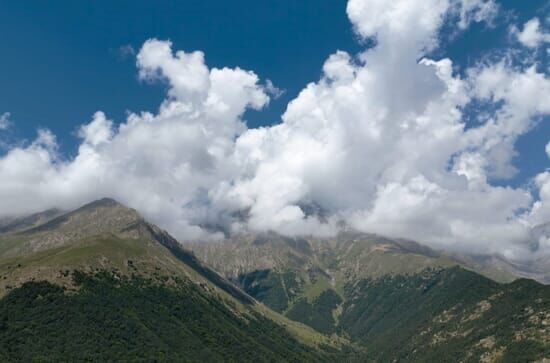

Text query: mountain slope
(184, 231), (515, 316)
(0, 199), (346, 362)
(0, 272), (331, 362)
(2, 201), (547, 362)
(185, 232), (550, 362)
(0, 208), (64, 234)
(0, 198), (251, 304)
(339, 267), (549, 362)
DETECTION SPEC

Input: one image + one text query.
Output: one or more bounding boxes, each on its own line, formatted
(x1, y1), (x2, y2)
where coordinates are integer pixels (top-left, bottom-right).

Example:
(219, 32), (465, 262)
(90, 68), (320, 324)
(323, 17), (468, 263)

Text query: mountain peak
(1, 198), (145, 258)
(77, 197), (128, 211)
(0, 198), (257, 306)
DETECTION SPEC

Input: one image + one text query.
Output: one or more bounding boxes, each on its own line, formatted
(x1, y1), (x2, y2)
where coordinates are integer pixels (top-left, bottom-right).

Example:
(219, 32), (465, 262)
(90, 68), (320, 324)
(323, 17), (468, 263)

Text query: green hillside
(0, 199), (348, 362)
(0, 271), (333, 362)
(339, 267), (549, 362)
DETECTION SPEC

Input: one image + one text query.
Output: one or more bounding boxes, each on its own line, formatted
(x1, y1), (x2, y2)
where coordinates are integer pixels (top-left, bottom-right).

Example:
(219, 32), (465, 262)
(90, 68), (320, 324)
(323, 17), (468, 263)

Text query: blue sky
(0, 0), (547, 188)
(0, 0), (549, 256)
(0, 1), (359, 148)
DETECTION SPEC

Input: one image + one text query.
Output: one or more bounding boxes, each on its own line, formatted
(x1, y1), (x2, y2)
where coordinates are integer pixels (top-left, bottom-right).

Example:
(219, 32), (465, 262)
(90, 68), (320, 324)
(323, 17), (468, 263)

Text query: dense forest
(0, 271), (342, 362)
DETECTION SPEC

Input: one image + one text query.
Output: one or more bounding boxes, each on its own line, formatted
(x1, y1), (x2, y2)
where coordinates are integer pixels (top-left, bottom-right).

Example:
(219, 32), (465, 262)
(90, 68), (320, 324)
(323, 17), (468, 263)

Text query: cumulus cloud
(512, 17), (550, 48)
(0, 39), (269, 239)
(456, 0), (499, 29)
(468, 63), (550, 179)
(0, 0), (549, 261)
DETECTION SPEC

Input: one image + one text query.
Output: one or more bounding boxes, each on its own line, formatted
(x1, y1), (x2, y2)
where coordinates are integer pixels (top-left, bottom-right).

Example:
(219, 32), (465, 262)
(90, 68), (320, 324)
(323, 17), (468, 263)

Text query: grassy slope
(0, 233), (195, 294)
(1, 202), (547, 361)
(0, 209), (64, 234)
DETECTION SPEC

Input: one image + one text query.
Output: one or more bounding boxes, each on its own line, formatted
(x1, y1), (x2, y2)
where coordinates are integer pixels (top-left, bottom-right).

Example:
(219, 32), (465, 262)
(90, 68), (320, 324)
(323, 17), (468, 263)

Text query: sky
(0, 0), (549, 261)
(0, 1), (361, 148)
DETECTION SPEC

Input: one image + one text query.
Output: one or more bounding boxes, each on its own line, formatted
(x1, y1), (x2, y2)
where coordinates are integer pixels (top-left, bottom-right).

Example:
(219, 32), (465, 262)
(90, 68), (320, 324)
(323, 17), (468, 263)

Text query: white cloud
(530, 172), (550, 226)
(264, 79), (284, 99)
(346, 0), (497, 55)
(78, 111), (114, 147)
(0, 1), (549, 262)
(456, 0), (498, 29)
(512, 17), (550, 48)
(0, 112), (10, 130)
(467, 63), (550, 179)
(529, 144), (550, 230)
(0, 39), (269, 239)
(214, 0), (549, 258)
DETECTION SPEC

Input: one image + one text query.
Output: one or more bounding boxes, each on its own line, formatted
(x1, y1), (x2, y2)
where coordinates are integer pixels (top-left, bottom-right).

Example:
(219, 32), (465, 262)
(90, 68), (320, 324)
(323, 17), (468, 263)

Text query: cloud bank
(1, 0), (549, 261)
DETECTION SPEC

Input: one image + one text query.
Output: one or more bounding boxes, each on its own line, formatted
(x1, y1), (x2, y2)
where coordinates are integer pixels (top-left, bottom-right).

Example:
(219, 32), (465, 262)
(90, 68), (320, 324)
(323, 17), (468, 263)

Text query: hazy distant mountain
(0, 208), (64, 234)
(451, 252), (550, 285)
(0, 199), (342, 362)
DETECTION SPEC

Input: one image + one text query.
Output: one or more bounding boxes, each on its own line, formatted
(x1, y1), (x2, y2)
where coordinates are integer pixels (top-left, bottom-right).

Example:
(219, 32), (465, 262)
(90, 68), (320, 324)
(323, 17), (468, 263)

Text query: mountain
(451, 252), (550, 285)
(1, 200), (548, 362)
(185, 232), (550, 361)
(0, 208), (64, 234)
(340, 267), (549, 362)
(183, 231), (515, 315)
(0, 199), (348, 362)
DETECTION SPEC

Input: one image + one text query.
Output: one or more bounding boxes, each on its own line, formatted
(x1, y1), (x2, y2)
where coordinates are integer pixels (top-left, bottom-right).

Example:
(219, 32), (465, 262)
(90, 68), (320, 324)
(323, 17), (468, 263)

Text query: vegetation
(1, 200), (548, 362)
(339, 267), (550, 362)
(186, 231), (521, 341)
(237, 265), (550, 362)
(238, 269), (303, 312)
(0, 270), (333, 362)
(286, 289), (342, 335)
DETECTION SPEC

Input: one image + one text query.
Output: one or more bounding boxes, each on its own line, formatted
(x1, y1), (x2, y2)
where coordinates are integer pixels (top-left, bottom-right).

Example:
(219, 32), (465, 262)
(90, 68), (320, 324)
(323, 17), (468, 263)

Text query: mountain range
(0, 198), (548, 362)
